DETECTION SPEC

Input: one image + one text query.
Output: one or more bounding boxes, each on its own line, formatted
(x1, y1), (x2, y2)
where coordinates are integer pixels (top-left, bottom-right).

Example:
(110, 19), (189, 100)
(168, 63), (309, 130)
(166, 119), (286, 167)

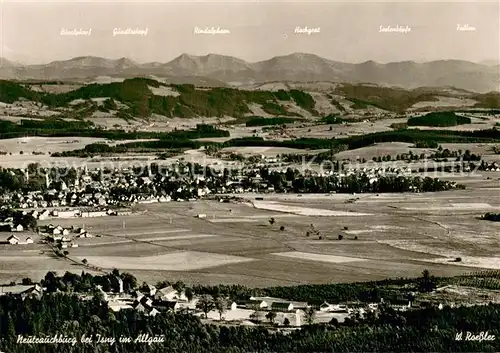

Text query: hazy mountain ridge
(0, 53), (499, 93)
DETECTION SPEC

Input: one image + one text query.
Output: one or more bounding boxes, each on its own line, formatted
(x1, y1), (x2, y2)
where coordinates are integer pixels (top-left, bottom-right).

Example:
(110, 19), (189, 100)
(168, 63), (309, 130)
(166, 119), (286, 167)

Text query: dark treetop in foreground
(0, 270), (499, 352)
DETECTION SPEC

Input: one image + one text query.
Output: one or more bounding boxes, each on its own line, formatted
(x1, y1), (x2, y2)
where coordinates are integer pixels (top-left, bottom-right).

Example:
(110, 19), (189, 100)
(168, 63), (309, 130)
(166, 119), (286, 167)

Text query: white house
(11, 224), (24, 232)
(148, 308), (160, 317)
(7, 235), (19, 244)
(39, 210), (50, 220)
(144, 284), (157, 296)
(25, 237), (34, 244)
(320, 302), (334, 312)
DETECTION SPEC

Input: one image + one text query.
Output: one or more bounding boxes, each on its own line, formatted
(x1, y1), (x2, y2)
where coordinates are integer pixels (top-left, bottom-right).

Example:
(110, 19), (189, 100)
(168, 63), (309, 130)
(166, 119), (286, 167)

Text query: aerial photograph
(0, 0), (499, 351)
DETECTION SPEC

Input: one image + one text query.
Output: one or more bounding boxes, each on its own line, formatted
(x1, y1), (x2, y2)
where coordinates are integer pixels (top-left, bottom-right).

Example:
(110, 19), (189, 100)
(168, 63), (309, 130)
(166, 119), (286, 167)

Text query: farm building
(271, 302), (294, 312)
(155, 300), (181, 312)
(57, 210), (79, 218)
(320, 302), (334, 312)
(154, 286), (187, 301)
(11, 224), (24, 232)
(81, 211), (108, 218)
(7, 235), (19, 244)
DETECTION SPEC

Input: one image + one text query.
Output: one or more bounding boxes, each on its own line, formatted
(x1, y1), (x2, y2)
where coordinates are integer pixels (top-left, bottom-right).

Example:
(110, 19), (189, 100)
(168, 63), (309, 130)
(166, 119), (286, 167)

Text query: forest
(0, 269), (498, 352)
(0, 79), (318, 119)
(481, 213), (500, 222)
(407, 112), (471, 127)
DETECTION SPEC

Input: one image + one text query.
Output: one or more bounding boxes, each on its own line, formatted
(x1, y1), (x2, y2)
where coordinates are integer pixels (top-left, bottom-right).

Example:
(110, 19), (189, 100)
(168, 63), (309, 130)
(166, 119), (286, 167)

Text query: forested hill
(1, 79), (499, 120)
(0, 78), (318, 118)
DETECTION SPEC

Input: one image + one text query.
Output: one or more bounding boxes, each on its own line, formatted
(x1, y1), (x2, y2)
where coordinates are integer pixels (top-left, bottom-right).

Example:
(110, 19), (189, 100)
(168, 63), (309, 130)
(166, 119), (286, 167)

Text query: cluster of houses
(0, 278), (454, 328)
(4, 234), (34, 245)
(41, 223), (103, 248)
(98, 284), (192, 318)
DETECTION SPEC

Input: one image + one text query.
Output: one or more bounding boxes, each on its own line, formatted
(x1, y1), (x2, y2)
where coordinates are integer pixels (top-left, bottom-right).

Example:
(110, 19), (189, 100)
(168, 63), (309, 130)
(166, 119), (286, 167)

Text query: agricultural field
(1, 176), (495, 286)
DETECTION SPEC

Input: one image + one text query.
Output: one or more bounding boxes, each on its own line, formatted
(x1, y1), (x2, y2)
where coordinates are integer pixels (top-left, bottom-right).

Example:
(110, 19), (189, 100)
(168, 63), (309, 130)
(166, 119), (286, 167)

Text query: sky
(1, 0), (499, 65)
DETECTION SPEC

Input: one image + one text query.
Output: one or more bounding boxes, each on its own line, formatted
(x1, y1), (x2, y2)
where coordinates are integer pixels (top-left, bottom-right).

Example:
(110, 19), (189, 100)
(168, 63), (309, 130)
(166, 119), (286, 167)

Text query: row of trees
(371, 148), (480, 163)
(255, 170), (461, 194)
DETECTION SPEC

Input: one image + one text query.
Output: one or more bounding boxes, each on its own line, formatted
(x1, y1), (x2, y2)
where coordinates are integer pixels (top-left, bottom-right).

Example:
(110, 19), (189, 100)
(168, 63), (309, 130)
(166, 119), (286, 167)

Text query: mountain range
(1, 53), (499, 93)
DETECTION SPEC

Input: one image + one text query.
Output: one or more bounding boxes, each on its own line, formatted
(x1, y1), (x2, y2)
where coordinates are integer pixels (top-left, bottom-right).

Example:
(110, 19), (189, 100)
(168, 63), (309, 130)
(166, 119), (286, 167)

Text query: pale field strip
(370, 225), (406, 230)
(147, 86), (180, 97)
(344, 230), (374, 235)
(305, 240), (379, 244)
(80, 234), (220, 247)
(401, 203), (496, 211)
(271, 251), (368, 264)
(252, 201), (373, 217)
(357, 196), (477, 203)
(410, 97), (477, 108)
(343, 227), (405, 235)
(78, 251), (255, 271)
(104, 229), (190, 237)
(423, 257), (500, 270)
(233, 193), (356, 201)
(209, 218), (260, 223)
(379, 240), (500, 269)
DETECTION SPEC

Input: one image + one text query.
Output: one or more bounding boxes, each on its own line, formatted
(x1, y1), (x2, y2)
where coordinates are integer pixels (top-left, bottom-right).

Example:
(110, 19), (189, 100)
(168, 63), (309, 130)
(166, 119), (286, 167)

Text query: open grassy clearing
(271, 252), (368, 263)
(252, 201), (373, 216)
(409, 97), (478, 109)
(77, 251), (255, 271)
(3, 178), (500, 285)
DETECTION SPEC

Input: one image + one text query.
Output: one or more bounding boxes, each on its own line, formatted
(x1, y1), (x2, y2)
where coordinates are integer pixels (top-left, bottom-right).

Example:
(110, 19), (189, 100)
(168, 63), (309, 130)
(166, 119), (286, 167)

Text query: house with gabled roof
(271, 302), (294, 312)
(11, 224), (24, 232)
(132, 290), (144, 301)
(148, 308), (160, 317)
(7, 235), (19, 244)
(154, 300), (180, 312)
(320, 301), (334, 312)
(21, 284), (43, 300)
(154, 286), (186, 301)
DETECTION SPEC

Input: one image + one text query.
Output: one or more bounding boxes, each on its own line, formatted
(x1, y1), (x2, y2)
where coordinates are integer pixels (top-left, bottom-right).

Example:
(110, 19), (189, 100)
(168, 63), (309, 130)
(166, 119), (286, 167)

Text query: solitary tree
(283, 317), (290, 327)
(418, 269), (437, 293)
(338, 234), (343, 240)
(196, 294), (215, 318)
(329, 317), (339, 326)
(214, 297), (228, 321)
(185, 287), (194, 302)
(266, 311), (277, 324)
(250, 311), (261, 322)
(173, 280), (185, 293)
(269, 218), (276, 226)
(304, 307), (316, 325)
(22, 277), (33, 285)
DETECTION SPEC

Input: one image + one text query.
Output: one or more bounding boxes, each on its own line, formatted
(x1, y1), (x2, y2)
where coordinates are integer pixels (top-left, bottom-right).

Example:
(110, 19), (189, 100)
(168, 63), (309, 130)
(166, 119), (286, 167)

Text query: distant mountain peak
(0, 53), (498, 93)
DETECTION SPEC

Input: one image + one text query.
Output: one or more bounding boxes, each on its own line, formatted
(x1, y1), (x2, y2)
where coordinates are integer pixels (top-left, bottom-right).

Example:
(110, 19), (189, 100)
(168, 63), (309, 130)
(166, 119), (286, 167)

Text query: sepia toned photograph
(0, 0), (499, 352)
